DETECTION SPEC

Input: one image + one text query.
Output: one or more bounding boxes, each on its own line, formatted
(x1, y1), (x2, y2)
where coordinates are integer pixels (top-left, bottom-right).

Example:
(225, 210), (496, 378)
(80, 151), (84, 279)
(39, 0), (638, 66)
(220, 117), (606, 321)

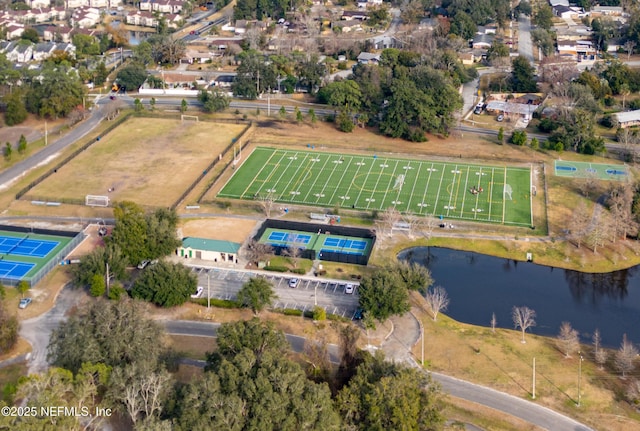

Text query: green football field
(218, 147), (533, 226)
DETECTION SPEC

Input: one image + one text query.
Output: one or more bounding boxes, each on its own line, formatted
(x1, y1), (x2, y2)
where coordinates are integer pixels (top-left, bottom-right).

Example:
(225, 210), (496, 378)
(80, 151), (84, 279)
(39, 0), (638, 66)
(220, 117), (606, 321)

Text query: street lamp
(207, 269), (211, 310)
(577, 352), (584, 407)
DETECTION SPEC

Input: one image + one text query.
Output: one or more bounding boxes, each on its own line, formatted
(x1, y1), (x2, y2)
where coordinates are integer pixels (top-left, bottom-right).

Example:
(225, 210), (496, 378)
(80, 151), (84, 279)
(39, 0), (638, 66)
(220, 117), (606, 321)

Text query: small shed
(177, 237), (241, 263)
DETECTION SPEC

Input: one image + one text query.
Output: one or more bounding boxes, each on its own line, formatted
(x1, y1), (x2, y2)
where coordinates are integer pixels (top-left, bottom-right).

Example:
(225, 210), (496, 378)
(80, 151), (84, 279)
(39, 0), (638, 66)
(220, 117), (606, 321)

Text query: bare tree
(256, 192), (276, 217)
(608, 182), (637, 241)
(379, 207), (402, 236)
(617, 127), (640, 163)
(625, 40), (637, 61)
(586, 209), (610, 253)
(512, 306), (536, 343)
(491, 312), (497, 333)
(104, 98), (126, 121)
(244, 26), (262, 51)
(568, 201), (591, 248)
(615, 334), (639, 379)
(244, 239), (273, 265)
(593, 329), (607, 370)
(303, 336), (331, 380)
(281, 243), (302, 268)
(626, 379), (640, 405)
(402, 212), (421, 238)
(556, 321), (580, 358)
(424, 286), (449, 321)
(578, 170), (599, 198)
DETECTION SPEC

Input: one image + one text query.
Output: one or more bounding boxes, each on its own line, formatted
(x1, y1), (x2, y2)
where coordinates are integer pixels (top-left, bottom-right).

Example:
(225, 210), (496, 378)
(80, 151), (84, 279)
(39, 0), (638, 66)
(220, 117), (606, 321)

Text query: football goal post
(181, 114), (199, 123)
(85, 195), (110, 207)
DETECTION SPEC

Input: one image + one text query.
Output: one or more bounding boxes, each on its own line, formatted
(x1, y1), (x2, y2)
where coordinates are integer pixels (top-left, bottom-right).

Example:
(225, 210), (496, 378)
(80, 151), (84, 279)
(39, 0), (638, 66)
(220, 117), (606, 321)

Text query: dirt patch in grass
(166, 334), (215, 360)
(179, 217), (259, 244)
(26, 118), (246, 207)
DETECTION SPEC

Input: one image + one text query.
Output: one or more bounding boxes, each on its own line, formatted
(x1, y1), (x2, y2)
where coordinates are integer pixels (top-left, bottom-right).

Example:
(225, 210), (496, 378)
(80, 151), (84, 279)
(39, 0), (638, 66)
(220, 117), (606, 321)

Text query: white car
(190, 286), (204, 298)
(19, 298), (32, 309)
(345, 284), (355, 294)
(289, 278), (300, 288)
(137, 260), (150, 269)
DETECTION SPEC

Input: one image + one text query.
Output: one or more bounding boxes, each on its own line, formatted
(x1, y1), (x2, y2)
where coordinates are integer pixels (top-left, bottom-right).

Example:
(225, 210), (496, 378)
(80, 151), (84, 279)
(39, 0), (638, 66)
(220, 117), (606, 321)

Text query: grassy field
(219, 147), (533, 226)
(26, 118), (246, 207)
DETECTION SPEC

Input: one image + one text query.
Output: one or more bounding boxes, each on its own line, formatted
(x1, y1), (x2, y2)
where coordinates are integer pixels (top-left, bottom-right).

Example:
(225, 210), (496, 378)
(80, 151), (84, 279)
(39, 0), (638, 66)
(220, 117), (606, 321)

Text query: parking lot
(189, 266), (360, 318)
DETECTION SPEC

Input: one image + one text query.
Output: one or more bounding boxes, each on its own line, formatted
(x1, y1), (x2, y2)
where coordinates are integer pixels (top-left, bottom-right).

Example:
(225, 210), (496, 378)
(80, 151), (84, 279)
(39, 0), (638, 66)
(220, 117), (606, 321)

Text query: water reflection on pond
(398, 247), (640, 348)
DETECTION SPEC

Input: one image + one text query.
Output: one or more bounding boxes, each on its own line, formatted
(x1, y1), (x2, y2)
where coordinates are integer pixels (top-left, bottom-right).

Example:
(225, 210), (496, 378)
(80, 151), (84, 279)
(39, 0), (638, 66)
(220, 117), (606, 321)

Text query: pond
(398, 247), (640, 348)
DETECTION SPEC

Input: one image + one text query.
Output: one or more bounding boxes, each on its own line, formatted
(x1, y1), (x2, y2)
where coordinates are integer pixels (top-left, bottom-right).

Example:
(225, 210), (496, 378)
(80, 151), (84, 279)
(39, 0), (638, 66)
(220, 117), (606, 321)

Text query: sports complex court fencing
(254, 219), (376, 265)
(219, 147), (533, 227)
(554, 160), (629, 180)
(0, 225), (84, 287)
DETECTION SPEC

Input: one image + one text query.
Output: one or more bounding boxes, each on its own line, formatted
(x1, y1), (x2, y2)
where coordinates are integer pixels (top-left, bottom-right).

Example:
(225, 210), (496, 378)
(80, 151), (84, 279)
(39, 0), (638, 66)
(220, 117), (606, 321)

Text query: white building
(177, 237), (241, 263)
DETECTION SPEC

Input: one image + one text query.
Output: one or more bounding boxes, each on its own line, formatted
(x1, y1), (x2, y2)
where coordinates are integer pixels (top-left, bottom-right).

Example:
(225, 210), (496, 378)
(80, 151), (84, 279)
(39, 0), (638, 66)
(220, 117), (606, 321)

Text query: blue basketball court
(267, 231), (312, 246)
(323, 238), (367, 250)
(0, 260), (35, 280)
(0, 235), (59, 258)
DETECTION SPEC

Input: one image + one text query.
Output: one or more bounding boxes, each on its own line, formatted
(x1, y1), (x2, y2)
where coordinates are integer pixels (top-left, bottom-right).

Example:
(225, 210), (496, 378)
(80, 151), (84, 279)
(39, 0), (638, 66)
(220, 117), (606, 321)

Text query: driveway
(518, 15), (535, 62)
(19, 285), (87, 374)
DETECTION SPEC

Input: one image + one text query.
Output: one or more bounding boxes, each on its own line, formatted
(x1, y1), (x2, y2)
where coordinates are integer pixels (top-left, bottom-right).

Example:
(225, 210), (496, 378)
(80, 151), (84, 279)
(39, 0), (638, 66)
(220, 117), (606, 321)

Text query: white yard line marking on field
(434, 163), (446, 218)
(354, 157), (377, 208)
(327, 155), (357, 205)
(239, 148), (279, 198)
(381, 159), (401, 209)
(302, 154), (332, 204)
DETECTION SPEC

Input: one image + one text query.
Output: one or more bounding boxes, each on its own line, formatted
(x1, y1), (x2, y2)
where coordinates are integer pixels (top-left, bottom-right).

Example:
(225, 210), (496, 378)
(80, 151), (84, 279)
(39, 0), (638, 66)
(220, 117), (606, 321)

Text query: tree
(337, 108), (355, 133)
(16, 280), (29, 298)
(530, 137), (539, 150)
(379, 206), (401, 236)
(510, 130), (527, 146)
(180, 98), (187, 113)
(236, 277), (276, 315)
(244, 239), (273, 265)
(295, 106), (303, 123)
(72, 242), (127, 288)
(198, 89), (230, 112)
(336, 351), (444, 430)
(620, 83), (631, 109)
(17, 134), (27, 154)
(568, 201), (592, 248)
(625, 40), (637, 61)
(497, 127), (504, 144)
(512, 306), (536, 343)
(89, 273), (106, 297)
(615, 334), (638, 379)
(510, 57), (537, 92)
(387, 260), (433, 293)
(308, 108), (317, 125)
(358, 269), (410, 322)
(115, 63), (148, 91)
(593, 329), (607, 370)
(131, 261), (196, 307)
(533, 4), (553, 30)
(424, 286), (449, 321)
(0, 303), (18, 354)
(3, 142), (11, 161)
(25, 65), (84, 119)
(4, 90), (28, 126)
(149, 97), (156, 111)
(134, 98), (143, 112)
(21, 28), (39, 43)
(48, 299), (165, 374)
(556, 321), (580, 358)
(279, 105), (287, 120)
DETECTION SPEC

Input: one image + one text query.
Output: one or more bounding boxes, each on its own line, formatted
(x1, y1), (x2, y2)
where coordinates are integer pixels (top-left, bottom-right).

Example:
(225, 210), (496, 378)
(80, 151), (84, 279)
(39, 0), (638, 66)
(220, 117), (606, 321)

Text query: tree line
(0, 300), (445, 430)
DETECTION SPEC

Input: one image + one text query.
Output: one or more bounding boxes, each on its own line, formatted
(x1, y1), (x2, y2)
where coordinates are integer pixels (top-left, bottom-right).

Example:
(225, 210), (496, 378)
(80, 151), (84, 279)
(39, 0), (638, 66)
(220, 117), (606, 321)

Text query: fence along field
(218, 147), (533, 226)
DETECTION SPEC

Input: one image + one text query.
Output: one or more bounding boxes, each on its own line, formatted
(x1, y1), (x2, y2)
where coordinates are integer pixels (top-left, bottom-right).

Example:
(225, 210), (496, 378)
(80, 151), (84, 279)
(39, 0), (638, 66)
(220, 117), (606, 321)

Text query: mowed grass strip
(29, 118), (246, 207)
(219, 147), (532, 226)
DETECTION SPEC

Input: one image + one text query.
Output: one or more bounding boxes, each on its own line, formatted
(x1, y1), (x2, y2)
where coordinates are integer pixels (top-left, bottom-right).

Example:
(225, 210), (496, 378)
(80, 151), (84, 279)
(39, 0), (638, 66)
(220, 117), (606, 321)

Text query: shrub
(312, 306), (326, 321)
(327, 313), (348, 322)
(303, 310), (314, 318)
(108, 284), (126, 300)
(192, 297), (240, 308)
(290, 268), (306, 275)
(283, 308), (303, 316)
(264, 265), (288, 272)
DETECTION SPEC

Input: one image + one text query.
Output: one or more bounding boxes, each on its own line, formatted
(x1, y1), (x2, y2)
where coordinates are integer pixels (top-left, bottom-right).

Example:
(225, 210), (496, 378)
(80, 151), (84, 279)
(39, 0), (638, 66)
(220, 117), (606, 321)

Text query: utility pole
(207, 270), (210, 310)
(577, 353), (584, 407)
(44, 120), (48, 146)
(532, 357), (536, 399)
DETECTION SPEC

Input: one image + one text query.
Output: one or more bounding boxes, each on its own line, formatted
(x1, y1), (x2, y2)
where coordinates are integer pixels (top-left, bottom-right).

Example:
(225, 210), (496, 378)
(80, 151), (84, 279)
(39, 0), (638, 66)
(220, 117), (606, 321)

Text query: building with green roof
(178, 237), (241, 264)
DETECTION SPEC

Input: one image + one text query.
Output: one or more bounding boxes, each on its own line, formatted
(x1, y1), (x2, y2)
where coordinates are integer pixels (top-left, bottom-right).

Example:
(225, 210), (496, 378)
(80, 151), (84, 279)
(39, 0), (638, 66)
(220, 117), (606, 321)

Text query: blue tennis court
(267, 231), (312, 244)
(323, 238), (367, 250)
(0, 260), (35, 280)
(0, 235), (59, 258)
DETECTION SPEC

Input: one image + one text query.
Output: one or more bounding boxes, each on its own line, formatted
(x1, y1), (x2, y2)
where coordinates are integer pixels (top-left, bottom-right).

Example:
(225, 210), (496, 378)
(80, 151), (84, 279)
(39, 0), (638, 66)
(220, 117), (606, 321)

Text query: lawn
(219, 147), (533, 226)
(26, 118), (246, 207)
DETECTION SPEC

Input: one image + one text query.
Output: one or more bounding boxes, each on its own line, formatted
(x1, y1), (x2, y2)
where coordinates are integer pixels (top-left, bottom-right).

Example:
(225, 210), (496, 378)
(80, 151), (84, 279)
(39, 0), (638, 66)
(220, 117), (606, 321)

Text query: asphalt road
(0, 100), (110, 191)
(518, 15), (535, 63)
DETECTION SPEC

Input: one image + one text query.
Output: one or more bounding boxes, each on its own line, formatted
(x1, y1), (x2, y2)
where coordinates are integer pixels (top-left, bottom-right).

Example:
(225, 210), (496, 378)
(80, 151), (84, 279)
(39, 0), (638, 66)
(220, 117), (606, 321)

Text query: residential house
(5, 25), (25, 40)
(139, 0), (152, 10)
(66, 0), (87, 8)
(458, 52), (474, 65)
(71, 7), (101, 28)
(341, 10), (368, 20)
(332, 20), (362, 33)
(552, 5), (576, 19)
(177, 237), (241, 263)
(549, 0), (569, 6)
(614, 110), (640, 128)
(153, 0), (183, 14)
(472, 33), (493, 49)
(165, 13), (182, 28)
(44, 25), (73, 42)
(485, 100), (538, 120)
(125, 11), (158, 27)
(234, 19), (247, 34)
(89, 0), (109, 7)
(6, 41), (34, 63)
(27, 0), (51, 8)
(214, 74), (235, 88)
(356, 51), (380, 64)
(591, 6), (624, 16)
(32, 41), (57, 61)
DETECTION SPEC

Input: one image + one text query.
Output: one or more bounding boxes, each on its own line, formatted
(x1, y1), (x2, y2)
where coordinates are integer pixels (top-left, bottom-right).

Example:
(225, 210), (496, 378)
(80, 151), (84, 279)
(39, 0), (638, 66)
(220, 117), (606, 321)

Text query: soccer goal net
(86, 195), (110, 207)
(181, 114), (199, 123)
(503, 184), (513, 200)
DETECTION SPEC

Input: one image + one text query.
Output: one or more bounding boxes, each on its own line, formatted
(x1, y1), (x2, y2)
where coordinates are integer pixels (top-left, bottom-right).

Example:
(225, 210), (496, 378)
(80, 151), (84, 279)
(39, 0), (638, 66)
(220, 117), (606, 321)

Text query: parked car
(190, 286), (204, 298)
(289, 278), (300, 288)
(497, 114), (504, 122)
(137, 260), (150, 269)
(352, 308), (364, 320)
(345, 283), (355, 294)
(19, 298), (32, 309)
